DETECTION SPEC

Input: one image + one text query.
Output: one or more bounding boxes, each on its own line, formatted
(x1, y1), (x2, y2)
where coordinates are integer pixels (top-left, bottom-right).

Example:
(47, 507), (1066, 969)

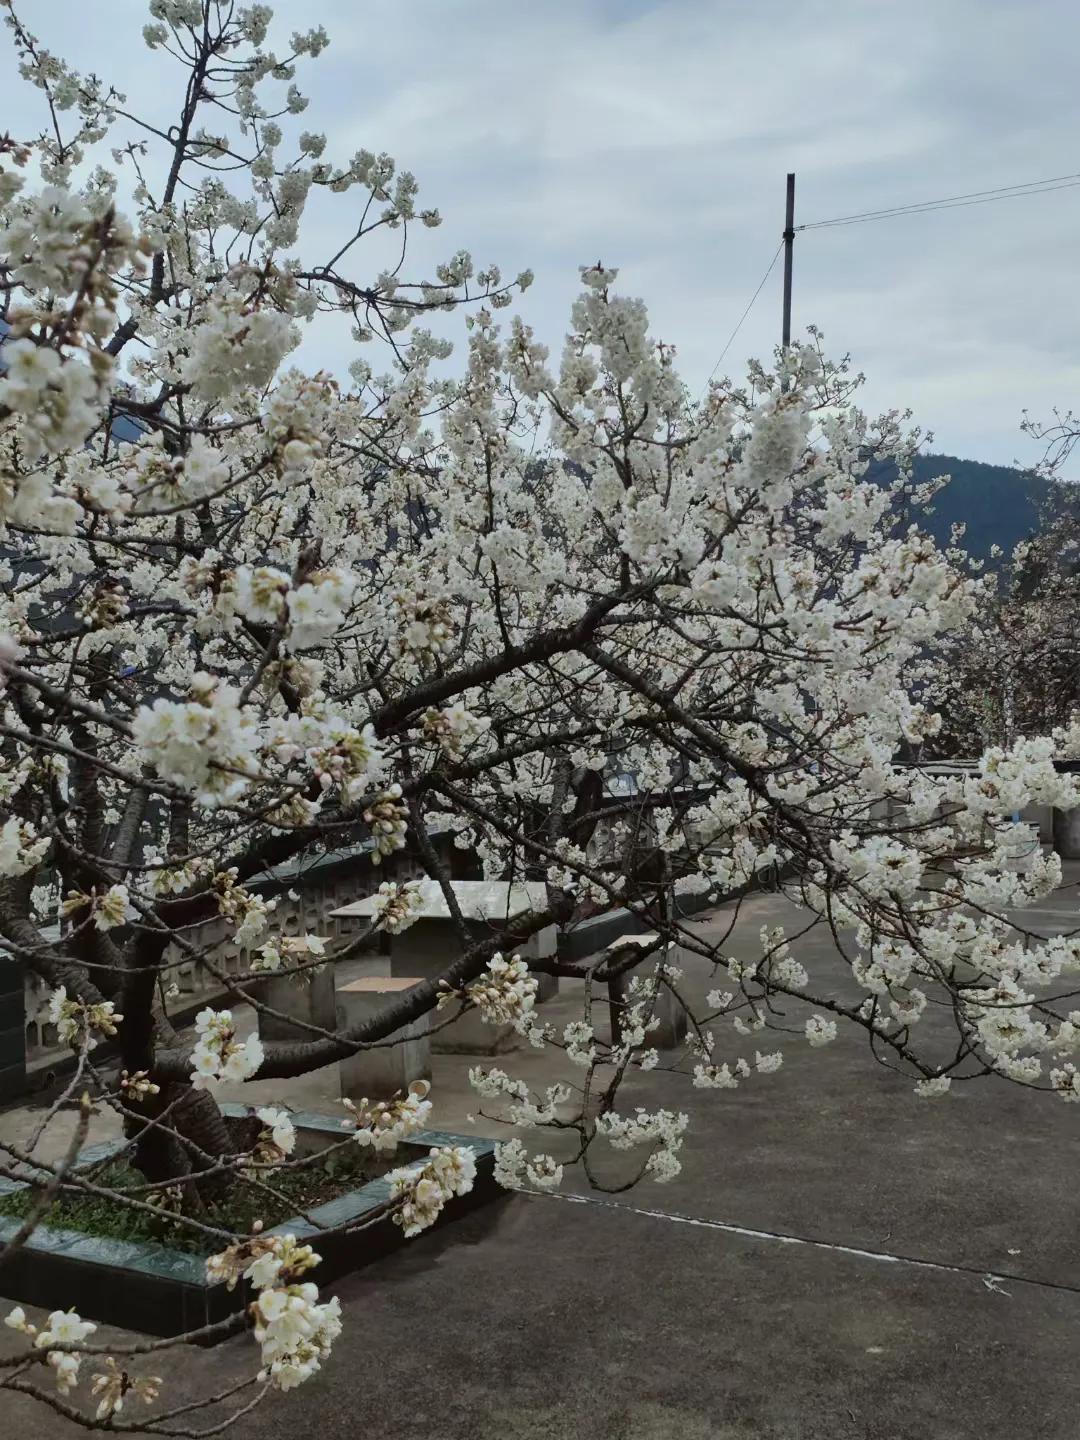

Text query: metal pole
(782, 172), (795, 348)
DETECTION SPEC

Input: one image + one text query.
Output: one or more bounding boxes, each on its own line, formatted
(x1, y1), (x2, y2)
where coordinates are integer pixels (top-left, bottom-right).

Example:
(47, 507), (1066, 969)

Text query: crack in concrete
(531, 1189), (1080, 1298)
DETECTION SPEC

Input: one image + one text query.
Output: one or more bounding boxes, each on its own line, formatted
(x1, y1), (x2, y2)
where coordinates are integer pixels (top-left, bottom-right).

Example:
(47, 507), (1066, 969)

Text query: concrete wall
(18, 832), (460, 1095)
(0, 953), (25, 1100)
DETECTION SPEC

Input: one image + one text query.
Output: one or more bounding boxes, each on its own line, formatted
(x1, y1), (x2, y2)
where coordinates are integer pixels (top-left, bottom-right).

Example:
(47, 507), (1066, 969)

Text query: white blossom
(342, 1081), (432, 1151)
(190, 1009), (263, 1088)
(256, 1107), (297, 1156)
(0, 816), (50, 877)
(805, 1014), (838, 1048)
(387, 1145), (477, 1236)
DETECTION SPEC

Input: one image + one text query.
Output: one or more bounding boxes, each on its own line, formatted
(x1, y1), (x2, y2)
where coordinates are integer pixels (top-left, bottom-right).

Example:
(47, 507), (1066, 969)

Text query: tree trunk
(129, 1085), (240, 1208)
(171, 1086), (240, 1202)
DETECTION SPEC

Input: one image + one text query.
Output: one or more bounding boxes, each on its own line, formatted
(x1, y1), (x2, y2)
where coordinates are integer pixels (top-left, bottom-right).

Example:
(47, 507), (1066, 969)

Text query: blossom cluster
(252, 1282), (342, 1392)
(468, 1067), (570, 1128)
(47, 986), (122, 1050)
(342, 1080), (433, 1150)
(255, 1106), (297, 1158)
(3, 1305), (153, 1411)
(206, 1231), (340, 1391)
(421, 703), (490, 755)
(213, 869), (278, 948)
(368, 878), (431, 934)
(387, 1144), (477, 1236)
(362, 785), (409, 863)
(251, 933), (326, 975)
(692, 1050), (783, 1089)
(446, 952), (538, 1028)
(0, 815), (50, 878)
(132, 675), (260, 809)
(492, 1137), (564, 1191)
(61, 883), (135, 932)
(594, 1107), (689, 1182)
(190, 1008), (264, 1088)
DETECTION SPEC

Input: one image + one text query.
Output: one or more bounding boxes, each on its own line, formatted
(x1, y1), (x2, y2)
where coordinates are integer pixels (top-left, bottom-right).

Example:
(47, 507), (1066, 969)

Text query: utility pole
(782, 172), (795, 348)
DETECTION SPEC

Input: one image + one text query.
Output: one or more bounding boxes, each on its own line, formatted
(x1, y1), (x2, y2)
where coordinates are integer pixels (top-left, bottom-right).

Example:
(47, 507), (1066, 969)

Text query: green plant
(0, 1147), (386, 1256)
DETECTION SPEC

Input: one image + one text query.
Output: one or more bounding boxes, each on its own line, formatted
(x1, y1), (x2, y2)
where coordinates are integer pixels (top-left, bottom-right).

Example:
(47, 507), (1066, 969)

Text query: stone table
(330, 880), (558, 1054)
(253, 965), (336, 1043)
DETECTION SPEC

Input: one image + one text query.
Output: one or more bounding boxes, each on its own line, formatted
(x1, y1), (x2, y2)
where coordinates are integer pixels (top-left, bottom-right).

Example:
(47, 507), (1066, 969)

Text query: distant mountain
(876, 452), (1065, 561)
(0, 307), (1059, 561)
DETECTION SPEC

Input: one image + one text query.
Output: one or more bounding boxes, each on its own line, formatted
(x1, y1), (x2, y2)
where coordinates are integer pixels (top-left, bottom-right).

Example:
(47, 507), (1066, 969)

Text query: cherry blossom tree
(920, 493), (1080, 757)
(5, 1), (1080, 1428)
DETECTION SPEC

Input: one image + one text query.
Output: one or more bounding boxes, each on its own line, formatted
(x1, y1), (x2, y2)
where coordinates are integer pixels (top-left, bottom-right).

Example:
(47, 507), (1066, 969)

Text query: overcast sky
(4, 0), (1079, 469)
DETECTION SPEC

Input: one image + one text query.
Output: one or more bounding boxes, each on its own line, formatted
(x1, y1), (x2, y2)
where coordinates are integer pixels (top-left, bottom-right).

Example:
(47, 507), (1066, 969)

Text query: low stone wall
(20, 836), (451, 1090)
(0, 1110), (498, 1338)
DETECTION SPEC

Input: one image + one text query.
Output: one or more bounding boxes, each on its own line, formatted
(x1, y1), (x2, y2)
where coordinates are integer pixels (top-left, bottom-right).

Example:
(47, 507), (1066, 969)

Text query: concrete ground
(5, 871), (1080, 1437)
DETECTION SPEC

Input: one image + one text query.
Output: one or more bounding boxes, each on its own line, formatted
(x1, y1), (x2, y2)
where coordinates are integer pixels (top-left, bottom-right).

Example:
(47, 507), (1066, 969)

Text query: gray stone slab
(255, 964), (337, 1043)
(1053, 806), (1080, 859)
(336, 977), (431, 1098)
(163, 1192), (1080, 1440)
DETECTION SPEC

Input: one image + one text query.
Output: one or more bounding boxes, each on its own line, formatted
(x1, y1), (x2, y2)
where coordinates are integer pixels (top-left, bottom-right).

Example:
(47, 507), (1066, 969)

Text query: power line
(799, 171), (1080, 231)
(801, 179), (1080, 230)
(697, 241), (784, 398)
(696, 167), (1080, 398)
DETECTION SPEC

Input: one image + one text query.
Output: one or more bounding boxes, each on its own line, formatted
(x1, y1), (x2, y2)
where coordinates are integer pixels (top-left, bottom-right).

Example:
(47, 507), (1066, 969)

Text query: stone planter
(0, 1109), (497, 1341)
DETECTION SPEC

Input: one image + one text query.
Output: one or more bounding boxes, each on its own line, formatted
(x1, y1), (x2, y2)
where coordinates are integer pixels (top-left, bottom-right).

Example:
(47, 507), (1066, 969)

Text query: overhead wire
(798, 171), (1080, 230)
(696, 241), (783, 399)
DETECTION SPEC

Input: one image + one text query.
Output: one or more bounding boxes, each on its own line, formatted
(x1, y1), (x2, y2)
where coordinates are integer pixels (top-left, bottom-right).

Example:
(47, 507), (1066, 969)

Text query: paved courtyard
(4, 877), (1080, 1437)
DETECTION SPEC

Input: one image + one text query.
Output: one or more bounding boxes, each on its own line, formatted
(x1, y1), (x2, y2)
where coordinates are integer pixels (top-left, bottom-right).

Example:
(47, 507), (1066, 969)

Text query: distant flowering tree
(922, 499), (1080, 756)
(5, 0), (1080, 1427)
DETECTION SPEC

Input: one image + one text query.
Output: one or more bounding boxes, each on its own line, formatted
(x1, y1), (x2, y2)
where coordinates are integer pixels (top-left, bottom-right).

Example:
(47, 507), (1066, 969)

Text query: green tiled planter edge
(0, 1107), (497, 1342)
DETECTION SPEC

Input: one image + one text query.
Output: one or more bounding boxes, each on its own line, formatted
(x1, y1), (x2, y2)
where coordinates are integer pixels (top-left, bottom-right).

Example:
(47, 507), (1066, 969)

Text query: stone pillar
(255, 964), (337, 1043)
(607, 935), (688, 1050)
(389, 919), (520, 1054)
(337, 976), (431, 1099)
(429, 999), (518, 1055)
(1053, 807), (1080, 861)
(1002, 822), (1041, 874)
(524, 924), (559, 1003)
(389, 917), (466, 983)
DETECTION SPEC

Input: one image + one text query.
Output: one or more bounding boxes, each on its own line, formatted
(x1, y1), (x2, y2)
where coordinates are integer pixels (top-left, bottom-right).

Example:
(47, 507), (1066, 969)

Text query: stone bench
(606, 933), (688, 1050)
(336, 976), (431, 1100)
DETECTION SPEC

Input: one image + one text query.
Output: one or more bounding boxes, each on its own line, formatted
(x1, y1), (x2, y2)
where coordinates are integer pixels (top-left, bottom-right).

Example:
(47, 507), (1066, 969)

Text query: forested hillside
(880, 452), (1070, 560)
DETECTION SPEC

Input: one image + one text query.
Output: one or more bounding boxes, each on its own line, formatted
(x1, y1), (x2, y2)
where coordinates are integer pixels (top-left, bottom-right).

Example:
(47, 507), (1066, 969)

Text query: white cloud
(2, 0), (1078, 467)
